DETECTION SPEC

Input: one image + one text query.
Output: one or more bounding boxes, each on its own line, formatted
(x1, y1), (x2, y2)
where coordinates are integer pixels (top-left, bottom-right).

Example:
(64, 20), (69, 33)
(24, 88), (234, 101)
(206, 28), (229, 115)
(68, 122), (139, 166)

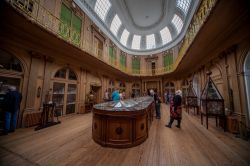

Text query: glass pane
(68, 69), (77, 80)
(55, 68), (66, 79)
(66, 84), (76, 114)
(0, 50), (22, 72)
(52, 82), (65, 108)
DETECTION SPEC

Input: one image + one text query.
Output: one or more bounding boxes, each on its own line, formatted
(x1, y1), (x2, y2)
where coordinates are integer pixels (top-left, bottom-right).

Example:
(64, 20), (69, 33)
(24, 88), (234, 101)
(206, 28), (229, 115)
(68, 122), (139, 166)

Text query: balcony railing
(6, 0), (217, 76)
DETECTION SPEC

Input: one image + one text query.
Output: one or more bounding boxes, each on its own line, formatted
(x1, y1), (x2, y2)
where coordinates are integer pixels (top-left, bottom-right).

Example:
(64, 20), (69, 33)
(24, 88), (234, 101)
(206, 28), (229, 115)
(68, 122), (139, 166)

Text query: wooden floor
(0, 104), (250, 166)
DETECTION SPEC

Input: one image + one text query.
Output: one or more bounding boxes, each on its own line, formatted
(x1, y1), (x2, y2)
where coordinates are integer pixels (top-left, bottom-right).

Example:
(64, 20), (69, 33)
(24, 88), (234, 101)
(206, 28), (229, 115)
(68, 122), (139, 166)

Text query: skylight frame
(160, 27), (172, 45)
(146, 34), (156, 49)
(94, 0), (111, 21)
(132, 35), (141, 50)
(110, 15), (122, 36)
(120, 29), (130, 46)
(172, 14), (183, 34)
(177, 0), (191, 14)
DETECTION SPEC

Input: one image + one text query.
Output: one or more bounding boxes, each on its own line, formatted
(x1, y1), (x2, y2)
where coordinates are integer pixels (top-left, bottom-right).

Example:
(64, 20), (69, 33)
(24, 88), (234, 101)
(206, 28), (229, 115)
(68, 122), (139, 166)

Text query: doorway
(52, 68), (77, 115)
(0, 77), (21, 128)
(91, 85), (101, 103)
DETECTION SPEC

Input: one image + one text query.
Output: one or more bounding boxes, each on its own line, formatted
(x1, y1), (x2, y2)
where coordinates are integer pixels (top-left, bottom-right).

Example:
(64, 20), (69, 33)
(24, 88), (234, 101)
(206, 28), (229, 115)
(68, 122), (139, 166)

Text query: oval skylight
(132, 35), (141, 50)
(146, 34), (156, 49)
(94, 0), (111, 21)
(120, 29), (130, 46)
(110, 15), (122, 36)
(172, 14), (183, 34)
(75, 0), (200, 55)
(160, 27), (172, 45)
(177, 0), (191, 14)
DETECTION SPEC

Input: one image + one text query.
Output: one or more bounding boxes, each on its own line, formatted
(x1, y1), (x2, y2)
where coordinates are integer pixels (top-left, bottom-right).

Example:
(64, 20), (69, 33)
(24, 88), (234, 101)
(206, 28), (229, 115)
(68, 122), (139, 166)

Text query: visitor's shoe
(156, 117), (161, 119)
(165, 124), (171, 128)
(176, 125), (181, 128)
(9, 130), (15, 133)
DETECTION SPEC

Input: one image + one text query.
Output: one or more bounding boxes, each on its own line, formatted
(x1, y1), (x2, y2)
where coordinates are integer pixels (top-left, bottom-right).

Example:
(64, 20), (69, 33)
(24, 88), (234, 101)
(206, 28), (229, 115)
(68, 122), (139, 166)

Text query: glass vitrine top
(94, 96), (153, 111)
(201, 77), (223, 100)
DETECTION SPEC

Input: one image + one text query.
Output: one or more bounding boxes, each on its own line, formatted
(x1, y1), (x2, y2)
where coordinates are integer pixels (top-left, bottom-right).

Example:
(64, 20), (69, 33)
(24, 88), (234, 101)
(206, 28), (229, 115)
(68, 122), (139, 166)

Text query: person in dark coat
(2, 86), (22, 135)
(166, 90), (182, 128)
(154, 90), (162, 119)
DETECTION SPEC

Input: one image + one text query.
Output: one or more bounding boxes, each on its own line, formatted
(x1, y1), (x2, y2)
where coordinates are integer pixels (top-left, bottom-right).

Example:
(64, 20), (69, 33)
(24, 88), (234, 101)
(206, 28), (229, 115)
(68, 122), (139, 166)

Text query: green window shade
(109, 47), (115, 65)
(164, 55), (168, 67)
(164, 54), (173, 71)
(60, 4), (71, 39)
(169, 54), (173, 65)
(59, 3), (82, 46)
(120, 55), (126, 70)
(132, 58), (140, 74)
(71, 14), (82, 46)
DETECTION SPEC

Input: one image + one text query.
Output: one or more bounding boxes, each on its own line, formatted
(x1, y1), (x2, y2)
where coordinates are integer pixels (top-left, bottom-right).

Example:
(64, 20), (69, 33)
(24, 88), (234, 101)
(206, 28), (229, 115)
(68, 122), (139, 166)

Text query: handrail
(6, 0), (217, 76)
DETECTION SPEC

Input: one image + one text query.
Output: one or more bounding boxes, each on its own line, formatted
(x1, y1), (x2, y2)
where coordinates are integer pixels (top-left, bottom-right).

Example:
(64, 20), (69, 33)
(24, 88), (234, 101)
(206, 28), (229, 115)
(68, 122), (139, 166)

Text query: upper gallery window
(110, 15), (122, 36)
(160, 27), (172, 45)
(172, 14), (183, 34)
(94, 0), (111, 21)
(177, 0), (191, 14)
(132, 35), (141, 50)
(120, 29), (130, 46)
(146, 34), (156, 49)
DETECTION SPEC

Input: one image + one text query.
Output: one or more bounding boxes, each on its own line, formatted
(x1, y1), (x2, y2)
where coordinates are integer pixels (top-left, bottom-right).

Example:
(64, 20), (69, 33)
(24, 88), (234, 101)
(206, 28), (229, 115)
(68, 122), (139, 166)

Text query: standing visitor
(111, 89), (120, 101)
(154, 90), (162, 119)
(2, 86), (22, 135)
(166, 90), (182, 128)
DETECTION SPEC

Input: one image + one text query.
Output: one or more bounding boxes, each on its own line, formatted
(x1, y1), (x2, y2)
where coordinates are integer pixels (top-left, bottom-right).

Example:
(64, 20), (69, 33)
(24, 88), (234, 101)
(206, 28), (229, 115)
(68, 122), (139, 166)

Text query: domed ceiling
(74, 0), (200, 55)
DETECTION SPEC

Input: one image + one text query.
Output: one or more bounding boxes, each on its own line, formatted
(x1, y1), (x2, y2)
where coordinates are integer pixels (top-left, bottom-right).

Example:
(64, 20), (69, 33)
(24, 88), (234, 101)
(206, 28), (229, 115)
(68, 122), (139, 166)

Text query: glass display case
(93, 96), (153, 111)
(92, 96), (154, 148)
(186, 80), (198, 114)
(200, 73), (225, 130)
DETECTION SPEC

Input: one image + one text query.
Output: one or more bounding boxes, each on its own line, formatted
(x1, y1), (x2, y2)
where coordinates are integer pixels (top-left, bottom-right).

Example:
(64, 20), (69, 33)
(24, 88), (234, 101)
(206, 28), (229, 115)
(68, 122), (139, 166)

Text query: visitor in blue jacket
(111, 89), (120, 101)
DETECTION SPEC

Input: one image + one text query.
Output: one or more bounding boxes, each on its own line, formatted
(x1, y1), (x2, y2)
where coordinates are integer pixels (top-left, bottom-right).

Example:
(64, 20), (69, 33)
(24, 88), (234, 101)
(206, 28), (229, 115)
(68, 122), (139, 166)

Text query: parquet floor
(0, 104), (250, 166)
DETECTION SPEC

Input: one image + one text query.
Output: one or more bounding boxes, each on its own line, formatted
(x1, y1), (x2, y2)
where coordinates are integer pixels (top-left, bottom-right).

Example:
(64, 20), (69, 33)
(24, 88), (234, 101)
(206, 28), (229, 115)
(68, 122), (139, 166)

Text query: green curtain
(164, 54), (173, 71)
(109, 47), (114, 65)
(132, 58), (140, 74)
(59, 3), (82, 46)
(71, 14), (82, 46)
(60, 4), (71, 39)
(120, 54), (126, 70)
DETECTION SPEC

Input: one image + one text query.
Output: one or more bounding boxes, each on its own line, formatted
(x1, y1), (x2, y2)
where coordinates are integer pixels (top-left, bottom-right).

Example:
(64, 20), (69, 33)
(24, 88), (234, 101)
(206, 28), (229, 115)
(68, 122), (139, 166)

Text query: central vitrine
(92, 97), (154, 148)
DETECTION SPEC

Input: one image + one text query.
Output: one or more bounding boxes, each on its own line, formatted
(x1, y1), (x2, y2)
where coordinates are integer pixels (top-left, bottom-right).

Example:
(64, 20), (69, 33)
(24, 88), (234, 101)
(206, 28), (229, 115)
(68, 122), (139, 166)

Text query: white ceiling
(74, 0), (200, 55)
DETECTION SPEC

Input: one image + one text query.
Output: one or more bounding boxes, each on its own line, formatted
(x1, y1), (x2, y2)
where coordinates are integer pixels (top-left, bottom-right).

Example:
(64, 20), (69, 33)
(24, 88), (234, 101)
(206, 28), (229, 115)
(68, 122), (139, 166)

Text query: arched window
(164, 82), (175, 94)
(54, 68), (77, 80)
(52, 68), (77, 115)
(244, 51), (250, 120)
(132, 83), (140, 97)
(0, 49), (22, 72)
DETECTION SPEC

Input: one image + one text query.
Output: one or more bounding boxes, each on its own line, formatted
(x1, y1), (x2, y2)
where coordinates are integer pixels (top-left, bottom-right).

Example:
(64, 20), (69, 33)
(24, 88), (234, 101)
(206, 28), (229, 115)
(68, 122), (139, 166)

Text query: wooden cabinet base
(92, 100), (154, 148)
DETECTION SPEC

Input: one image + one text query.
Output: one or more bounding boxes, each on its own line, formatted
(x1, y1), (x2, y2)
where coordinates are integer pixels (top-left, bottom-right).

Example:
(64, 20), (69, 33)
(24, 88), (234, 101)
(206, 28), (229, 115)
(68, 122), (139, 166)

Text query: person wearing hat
(166, 90), (182, 128)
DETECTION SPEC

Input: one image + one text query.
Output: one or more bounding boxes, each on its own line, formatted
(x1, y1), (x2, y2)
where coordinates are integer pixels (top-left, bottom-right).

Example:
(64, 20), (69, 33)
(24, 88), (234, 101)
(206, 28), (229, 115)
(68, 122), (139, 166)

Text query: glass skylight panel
(172, 14), (183, 34)
(132, 35), (141, 50)
(94, 0), (111, 21)
(110, 15), (122, 36)
(177, 0), (191, 14)
(120, 29), (130, 46)
(160, 27), (172, 45)
(146, 34), (156, 49)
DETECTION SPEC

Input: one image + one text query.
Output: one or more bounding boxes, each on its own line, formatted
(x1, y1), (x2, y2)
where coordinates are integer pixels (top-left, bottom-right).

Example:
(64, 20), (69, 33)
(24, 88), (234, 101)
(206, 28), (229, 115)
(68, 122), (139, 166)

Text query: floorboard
(0, 104), (250, 166)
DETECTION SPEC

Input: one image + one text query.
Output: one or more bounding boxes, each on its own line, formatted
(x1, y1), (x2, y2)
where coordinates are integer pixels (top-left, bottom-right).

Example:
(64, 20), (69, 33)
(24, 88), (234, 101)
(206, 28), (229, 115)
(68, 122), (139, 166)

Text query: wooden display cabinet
(92, 97), (154, 148)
